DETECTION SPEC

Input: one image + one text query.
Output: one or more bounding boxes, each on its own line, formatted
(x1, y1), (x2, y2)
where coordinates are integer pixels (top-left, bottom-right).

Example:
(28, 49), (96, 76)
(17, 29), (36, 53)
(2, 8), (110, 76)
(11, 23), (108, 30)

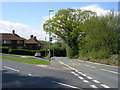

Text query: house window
(2, 40), (11, 44)
(17, 40), (23, 44)
(17, 47), (23, 49)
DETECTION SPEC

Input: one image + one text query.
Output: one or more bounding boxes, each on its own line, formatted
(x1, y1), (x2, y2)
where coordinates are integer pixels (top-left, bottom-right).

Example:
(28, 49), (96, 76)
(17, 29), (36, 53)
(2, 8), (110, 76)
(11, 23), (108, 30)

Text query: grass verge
(78, 54), (119, 66)
(1, 56), (50, 65)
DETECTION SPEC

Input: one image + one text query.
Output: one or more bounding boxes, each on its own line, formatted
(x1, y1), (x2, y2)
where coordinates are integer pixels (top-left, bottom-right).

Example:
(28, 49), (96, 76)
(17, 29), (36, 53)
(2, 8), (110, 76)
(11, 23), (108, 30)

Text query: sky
(0, 1), (119, 41)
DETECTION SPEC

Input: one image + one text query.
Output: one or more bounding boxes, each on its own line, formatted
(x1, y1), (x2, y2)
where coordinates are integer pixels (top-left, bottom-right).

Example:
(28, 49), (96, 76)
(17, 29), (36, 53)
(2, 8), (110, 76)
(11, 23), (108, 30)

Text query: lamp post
(49, 9), (54, 61)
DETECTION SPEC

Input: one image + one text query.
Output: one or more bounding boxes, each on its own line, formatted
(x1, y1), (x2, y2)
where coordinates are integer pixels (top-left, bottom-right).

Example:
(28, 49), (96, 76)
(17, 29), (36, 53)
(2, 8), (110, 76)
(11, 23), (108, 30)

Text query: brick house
(25, 35), (42, 50)
(0, 30), (25, 49)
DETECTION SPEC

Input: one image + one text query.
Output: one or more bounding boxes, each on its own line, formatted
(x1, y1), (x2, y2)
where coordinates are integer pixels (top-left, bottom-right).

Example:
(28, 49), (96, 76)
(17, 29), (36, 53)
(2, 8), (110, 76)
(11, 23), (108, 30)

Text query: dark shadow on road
(2, 70), (71, 88)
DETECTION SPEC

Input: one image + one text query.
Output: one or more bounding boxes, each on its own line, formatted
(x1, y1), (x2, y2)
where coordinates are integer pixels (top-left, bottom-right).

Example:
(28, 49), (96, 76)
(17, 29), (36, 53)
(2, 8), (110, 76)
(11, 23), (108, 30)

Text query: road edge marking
(4, 66), (20, 72)
(51, 81), (79, 89)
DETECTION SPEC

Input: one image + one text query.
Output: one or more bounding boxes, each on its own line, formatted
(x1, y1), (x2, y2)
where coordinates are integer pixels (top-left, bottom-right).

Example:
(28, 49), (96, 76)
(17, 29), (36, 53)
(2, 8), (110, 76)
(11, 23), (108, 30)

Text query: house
(0, 30), (25, 49)
(25, 35), (42, 50)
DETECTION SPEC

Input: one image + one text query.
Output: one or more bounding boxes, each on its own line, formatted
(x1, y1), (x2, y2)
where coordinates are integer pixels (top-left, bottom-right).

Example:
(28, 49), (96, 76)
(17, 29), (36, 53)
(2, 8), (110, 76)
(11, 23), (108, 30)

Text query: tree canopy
(43, 8), (96, 57)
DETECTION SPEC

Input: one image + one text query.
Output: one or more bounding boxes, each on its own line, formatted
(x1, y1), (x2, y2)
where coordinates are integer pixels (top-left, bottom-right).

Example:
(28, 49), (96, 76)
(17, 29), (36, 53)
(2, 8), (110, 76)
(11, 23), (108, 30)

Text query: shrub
(0, 47), (9, 54)
(50, 46), (66, 57)
(8, 49), (46, 56)
(9, 49), (32, 55)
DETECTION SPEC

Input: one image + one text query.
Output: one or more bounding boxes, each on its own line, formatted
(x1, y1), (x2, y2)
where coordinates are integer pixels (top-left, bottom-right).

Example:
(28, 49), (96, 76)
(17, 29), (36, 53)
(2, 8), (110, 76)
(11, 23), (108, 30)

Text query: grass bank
(1, 56), (50, 65)
(78, 54), (119, 66)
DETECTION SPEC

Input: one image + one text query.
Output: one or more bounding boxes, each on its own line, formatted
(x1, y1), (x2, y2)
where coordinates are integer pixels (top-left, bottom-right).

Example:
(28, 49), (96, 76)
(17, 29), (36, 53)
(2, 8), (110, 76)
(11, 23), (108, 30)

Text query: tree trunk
(66, 44), (78, 58)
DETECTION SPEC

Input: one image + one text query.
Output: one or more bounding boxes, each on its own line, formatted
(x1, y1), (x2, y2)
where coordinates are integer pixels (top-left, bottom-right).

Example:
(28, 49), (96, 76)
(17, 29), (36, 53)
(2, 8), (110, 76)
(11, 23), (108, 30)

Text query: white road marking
(90, 85), (98, 88)
(85, 65), (90, 66)
(100, 84), (110, 88)
(52, 81), (79, 88)
(28, 74), (32, 76)
(106, 70), (118, 74)
(81, 73), (87, 76)
(93, 80), (101, 83)
(86, 76), (93, 79)
(4, 66), (20, 72)
(71, 72), (78, 76)
(91, 66), (96, 68)
(76, 71), (82, 74)
(78, 76), (84, 80)
(83, 80), (89, 83)
(100, 69), (118, 74)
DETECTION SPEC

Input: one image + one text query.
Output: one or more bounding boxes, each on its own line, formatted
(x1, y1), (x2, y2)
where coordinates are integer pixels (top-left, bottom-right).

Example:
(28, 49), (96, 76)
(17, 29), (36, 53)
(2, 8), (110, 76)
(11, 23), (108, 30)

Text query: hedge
(9, 49), (46, 56)
(0, 47), (9, 54)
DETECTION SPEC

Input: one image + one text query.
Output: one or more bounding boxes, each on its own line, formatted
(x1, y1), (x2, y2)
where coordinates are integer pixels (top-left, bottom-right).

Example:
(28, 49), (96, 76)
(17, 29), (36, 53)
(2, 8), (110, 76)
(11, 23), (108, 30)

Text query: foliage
(43, 42), (66, 57)
(0, 47), (9, 54)
(79, 11), (119, 59)
(9, 49), (46, 56)
(43, 8), (96, 58)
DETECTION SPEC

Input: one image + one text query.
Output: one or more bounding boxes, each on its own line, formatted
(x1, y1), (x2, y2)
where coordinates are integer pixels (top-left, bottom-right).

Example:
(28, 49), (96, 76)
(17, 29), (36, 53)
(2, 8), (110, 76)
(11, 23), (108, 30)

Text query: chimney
(12, 30), (15, 34)
(34, 36), (36, 39)
(30, 35), (33, 38)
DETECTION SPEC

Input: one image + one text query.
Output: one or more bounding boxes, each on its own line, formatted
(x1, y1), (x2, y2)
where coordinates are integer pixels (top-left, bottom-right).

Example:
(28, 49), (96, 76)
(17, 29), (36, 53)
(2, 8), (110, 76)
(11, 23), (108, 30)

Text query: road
(1, 56), (119, 89)
(56, 57), (119, 88)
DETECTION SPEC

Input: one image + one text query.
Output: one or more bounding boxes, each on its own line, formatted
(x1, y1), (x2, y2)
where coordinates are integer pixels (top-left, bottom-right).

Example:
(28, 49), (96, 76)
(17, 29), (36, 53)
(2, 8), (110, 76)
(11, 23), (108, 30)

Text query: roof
(0, 33), (25, 40)
(25, 37), (40, 44)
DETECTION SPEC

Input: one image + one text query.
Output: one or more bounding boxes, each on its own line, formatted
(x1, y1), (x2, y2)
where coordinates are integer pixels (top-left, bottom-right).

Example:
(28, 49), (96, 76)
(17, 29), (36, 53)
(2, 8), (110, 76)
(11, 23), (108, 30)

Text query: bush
(8, 49), (46, 56)
(50, 46), (66, 57)
(0, 47), (9, 54)
(9, 49), (32, 55)
(89, 46), (110, 59)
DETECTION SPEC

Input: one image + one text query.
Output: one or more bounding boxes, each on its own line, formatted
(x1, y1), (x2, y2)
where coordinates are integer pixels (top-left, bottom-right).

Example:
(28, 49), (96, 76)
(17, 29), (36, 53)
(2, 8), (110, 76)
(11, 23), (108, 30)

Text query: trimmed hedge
(0, 47), (9, 54)
(9, 49), (46, 56)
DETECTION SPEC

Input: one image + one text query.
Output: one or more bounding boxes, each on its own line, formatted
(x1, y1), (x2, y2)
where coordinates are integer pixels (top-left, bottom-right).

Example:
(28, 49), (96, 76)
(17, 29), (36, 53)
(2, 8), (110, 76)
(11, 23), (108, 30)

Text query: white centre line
(83, 80), (89, 83)
(71, 72), (79, 76)
(93, 80), (101, 83)
(4, 66), (20, 72)
(51, 81), (79, 89)
(90, 85), (98, 88)
(81, 73), (87, 76)
(76, 71), (82, 74)
(78, 76), (84, 80)
(100, 84), (110, 88)
(86, 76), (93, 79)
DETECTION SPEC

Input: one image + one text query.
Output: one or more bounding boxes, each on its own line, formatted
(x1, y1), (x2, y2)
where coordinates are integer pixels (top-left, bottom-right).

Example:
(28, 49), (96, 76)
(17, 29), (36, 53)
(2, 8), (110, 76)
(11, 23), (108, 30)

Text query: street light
(49, 9), (54, 61)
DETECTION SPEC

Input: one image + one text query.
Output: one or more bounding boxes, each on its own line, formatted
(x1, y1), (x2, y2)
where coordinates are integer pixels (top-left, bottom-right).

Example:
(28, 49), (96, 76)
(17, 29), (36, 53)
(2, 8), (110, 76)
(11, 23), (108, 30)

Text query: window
(17, 40), (23, 44)
(17, 47), (23, 49)
(2, 40), (11, 44)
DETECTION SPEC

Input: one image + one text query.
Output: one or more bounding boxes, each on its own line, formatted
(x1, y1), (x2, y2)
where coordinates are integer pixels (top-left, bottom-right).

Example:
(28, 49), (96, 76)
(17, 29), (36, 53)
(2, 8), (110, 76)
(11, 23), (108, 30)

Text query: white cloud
(73, 4), (111, 16)
(0, 20), (49, 41)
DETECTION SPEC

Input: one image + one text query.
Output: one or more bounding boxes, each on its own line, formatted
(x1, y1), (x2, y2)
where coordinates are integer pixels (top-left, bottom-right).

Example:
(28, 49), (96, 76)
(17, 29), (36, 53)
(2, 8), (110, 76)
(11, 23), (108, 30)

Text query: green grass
(43, 54), (50, 59)
(78, 54), (119, 66)
(1, 56), (50, 65)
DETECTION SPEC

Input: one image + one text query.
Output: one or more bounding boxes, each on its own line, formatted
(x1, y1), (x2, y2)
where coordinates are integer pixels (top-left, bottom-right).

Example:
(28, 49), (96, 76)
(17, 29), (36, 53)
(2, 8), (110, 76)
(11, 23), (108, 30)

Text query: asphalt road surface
(1, 56), (119, 89)
(56, 57), (119, 89)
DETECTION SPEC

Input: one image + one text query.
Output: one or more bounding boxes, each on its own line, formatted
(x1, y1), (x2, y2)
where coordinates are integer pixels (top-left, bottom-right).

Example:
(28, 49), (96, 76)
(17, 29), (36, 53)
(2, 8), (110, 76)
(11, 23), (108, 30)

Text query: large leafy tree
(43, 8), (96, 57)
(79, 11), (119, 59)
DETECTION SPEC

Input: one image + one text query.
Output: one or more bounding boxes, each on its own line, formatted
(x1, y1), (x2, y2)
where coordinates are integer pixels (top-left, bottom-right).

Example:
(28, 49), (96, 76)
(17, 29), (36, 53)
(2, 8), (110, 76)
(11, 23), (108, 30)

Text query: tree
(79, 11), (119, 59)
(43, 8), (96, 58)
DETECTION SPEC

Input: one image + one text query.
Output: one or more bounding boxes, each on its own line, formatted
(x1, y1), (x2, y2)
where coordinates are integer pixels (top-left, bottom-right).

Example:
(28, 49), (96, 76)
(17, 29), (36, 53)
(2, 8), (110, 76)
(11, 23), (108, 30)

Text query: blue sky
(1, 2), (119, 40)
